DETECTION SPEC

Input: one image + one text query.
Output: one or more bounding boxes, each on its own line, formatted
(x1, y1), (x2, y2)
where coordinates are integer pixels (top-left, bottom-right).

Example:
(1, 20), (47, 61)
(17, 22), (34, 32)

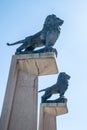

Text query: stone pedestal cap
(41, 103), (68, 116)
(15, 52), (58, 76)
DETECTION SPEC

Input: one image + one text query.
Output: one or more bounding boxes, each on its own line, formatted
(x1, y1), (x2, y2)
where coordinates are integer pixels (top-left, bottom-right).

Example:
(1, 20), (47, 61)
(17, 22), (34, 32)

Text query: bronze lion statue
(7, 14), (64, 54)
(39, 72), (70, 103)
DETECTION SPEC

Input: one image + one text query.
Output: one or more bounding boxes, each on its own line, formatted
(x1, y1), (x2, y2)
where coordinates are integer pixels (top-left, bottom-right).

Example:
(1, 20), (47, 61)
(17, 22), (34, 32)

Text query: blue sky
(0, 0), (87, 130)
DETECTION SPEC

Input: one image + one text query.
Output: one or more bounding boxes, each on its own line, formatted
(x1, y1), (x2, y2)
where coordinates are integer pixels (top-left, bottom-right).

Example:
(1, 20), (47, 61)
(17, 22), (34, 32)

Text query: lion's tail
(38, 89), (46, 93)
(7, 40), (24, 46)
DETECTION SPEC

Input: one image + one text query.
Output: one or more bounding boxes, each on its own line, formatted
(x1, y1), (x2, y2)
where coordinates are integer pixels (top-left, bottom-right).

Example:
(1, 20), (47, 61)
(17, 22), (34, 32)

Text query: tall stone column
(0, 52), (58, 130)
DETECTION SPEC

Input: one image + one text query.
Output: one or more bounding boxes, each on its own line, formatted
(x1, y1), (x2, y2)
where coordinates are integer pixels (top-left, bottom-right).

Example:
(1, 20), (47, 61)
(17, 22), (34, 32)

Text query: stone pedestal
(39, 103), (68, 130)
(0, 52), (58, 130)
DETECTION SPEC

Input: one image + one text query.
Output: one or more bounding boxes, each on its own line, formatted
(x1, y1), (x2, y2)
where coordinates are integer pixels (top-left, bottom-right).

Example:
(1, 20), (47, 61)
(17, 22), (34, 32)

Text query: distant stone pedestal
(39, 103), (68, 130)
(0, 52), (58, 130)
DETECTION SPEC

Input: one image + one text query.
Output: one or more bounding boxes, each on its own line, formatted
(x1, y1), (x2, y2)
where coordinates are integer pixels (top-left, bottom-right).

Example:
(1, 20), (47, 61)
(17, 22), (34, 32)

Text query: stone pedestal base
(0, 52), (58, 130)
(39, 103), (68, 130)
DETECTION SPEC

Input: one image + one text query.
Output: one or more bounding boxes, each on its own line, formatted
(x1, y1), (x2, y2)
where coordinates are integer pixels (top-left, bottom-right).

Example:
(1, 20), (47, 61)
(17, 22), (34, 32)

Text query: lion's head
(57, 72), (71, 97)
(57, 72), (70, 86)
(58, 72), (70, 80)
(43, 14), (64, 31)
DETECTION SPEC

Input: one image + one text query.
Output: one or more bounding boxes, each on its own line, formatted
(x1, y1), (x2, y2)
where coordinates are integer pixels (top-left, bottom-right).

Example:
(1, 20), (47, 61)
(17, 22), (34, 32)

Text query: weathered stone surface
(39, 103), (68, 130)
(0, 56), (18, 130)
(16, 52), (58, 75)
(0, 52), (58, 130)
(39, 104), (56, 130)
(8, 71), (38, 130)
(0, 56), (38, 130)
(42, 103), (68, 116)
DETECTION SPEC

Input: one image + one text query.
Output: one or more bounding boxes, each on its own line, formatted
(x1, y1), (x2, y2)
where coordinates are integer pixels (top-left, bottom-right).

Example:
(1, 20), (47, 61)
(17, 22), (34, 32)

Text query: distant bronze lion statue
(7, 14), (64, 54)
(39, 72), (70, 103)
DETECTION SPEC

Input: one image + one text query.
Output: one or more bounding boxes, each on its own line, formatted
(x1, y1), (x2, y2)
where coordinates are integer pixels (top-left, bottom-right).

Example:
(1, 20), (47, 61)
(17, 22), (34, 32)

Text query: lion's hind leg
(41, 91), (52, 103)
(16, 41), (29, 54)
(16, 44), (25, 54)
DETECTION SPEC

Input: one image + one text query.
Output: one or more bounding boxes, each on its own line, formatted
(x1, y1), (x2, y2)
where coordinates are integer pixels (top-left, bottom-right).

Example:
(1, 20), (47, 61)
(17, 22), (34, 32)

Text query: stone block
(39, 104), (56, 130)
(15, 52), (58, 76)
(39, 103), (68, 130)
(42, 103), (68, 116)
